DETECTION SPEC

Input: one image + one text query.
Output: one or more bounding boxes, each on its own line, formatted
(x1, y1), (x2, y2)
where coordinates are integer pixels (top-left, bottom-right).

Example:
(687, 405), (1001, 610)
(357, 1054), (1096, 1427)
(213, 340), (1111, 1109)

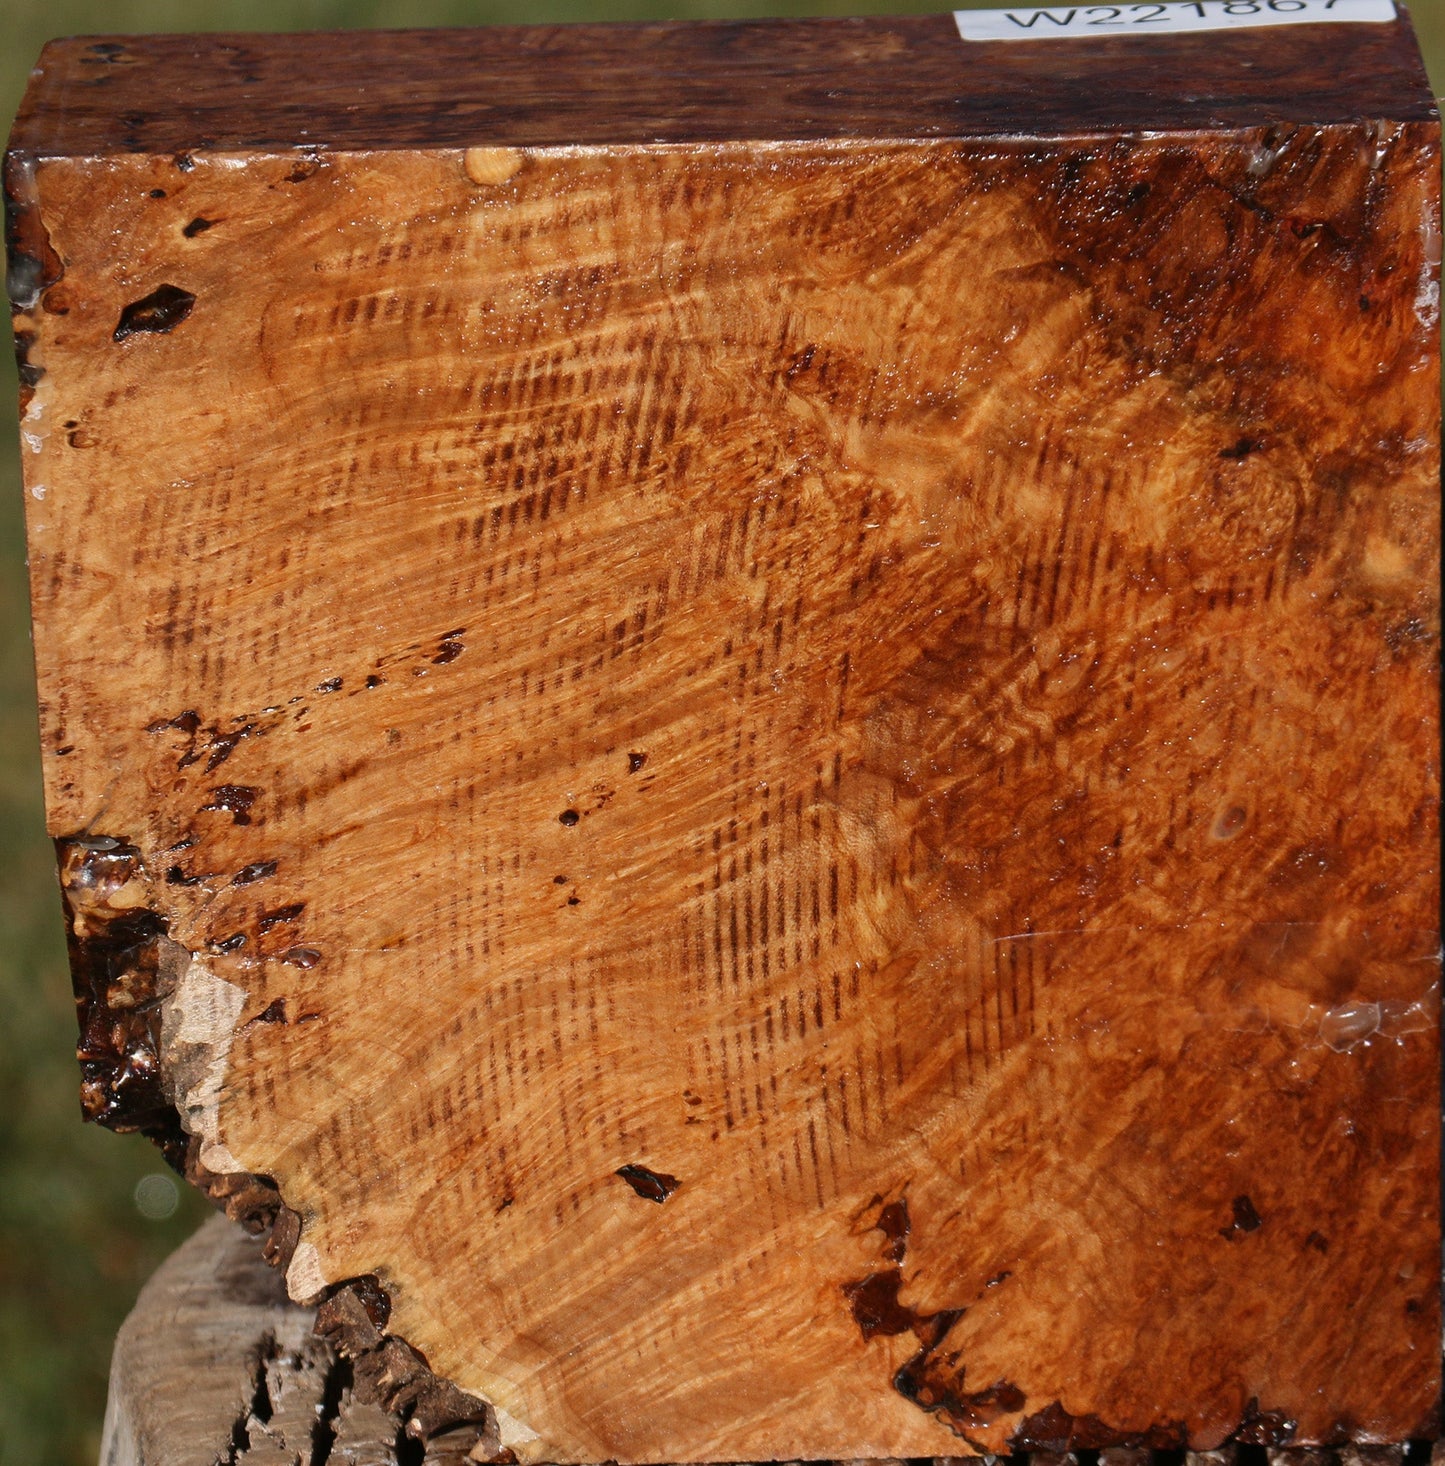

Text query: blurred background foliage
(1, 1), (1442, 1462)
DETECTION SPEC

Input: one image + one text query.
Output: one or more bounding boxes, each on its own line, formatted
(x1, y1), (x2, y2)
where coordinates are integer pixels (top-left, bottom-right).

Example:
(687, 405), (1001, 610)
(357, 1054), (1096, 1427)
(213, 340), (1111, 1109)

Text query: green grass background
(1, 1), (1441, 1462)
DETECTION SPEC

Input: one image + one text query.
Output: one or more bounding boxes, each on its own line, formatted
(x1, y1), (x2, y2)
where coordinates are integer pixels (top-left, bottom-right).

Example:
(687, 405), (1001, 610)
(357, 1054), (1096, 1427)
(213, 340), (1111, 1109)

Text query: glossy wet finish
(7, 14), (1440, 1462)
(6, 13), (1437, 155)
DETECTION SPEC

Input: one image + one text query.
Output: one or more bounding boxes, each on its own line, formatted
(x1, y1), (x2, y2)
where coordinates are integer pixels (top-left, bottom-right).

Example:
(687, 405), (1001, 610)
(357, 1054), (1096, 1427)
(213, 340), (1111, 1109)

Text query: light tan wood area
(9, 21), (1441, 1462)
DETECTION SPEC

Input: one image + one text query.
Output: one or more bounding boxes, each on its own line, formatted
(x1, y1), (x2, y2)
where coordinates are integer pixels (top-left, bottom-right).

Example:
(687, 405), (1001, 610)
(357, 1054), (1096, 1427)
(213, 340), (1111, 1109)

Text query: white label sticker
(954, 0), (1396, 41)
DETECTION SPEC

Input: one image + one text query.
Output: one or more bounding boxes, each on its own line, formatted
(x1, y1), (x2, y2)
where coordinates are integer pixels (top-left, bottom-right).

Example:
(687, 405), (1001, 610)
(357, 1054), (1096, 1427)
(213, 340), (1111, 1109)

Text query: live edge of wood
(98, 1214), (1445, 1466)
(7, 12), (1441, 1465)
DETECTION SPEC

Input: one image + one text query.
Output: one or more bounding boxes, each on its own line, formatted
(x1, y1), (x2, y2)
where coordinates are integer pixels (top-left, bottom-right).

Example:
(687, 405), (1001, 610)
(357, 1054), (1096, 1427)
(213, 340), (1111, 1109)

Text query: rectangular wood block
(7, 15), (1441, 1463)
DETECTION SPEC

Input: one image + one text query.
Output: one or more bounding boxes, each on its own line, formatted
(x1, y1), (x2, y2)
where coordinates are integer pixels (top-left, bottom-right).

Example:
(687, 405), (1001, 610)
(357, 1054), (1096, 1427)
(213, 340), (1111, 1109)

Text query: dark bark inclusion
(112, 282), (196, 341)
(4, 157), (64, 312)
(842, 1196), (1300, 1453)
(54, 832), (501, 1459)
(616, 1163), (680, 1202)
(59, 836), (190, 1164)
(5, 152), (66, 413)
(842, 1197), (1020, 1446)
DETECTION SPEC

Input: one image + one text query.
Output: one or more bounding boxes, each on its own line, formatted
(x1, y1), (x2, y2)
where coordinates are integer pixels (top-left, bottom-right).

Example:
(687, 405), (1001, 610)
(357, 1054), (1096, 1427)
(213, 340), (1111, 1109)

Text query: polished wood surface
(7, 12), (1437, 157)
(8, 14), (1440, 1461)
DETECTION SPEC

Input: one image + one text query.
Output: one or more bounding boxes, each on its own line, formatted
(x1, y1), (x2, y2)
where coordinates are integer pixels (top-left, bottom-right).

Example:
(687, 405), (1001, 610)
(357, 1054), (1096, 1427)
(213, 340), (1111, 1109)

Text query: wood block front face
(9, 35), (1441, 1461)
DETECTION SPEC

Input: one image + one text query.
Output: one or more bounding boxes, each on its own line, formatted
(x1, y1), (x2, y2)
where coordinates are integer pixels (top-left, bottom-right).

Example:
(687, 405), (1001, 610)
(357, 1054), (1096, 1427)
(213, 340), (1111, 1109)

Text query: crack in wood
(309, 1354), (350, 1466)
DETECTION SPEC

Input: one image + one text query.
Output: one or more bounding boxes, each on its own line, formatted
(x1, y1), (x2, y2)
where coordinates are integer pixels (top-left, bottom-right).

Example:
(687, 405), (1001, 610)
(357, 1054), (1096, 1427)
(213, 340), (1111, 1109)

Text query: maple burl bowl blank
(6, 12), (1441, 1465)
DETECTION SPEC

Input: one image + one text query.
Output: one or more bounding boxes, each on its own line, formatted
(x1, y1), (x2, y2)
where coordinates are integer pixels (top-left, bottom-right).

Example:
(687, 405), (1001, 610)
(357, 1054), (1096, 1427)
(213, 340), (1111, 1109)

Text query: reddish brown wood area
(7, 16), (1441, 1463)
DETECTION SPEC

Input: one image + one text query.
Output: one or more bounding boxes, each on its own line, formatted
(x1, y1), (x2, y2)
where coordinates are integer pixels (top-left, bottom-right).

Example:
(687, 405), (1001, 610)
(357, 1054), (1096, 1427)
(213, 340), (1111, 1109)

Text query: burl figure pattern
(6, 16), (1440, 1464)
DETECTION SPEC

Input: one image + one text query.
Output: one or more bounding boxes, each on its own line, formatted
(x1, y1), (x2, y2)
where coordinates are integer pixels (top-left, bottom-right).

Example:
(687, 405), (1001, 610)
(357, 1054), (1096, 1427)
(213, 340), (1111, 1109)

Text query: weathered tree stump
(102, 1215), (490, 1466)
(8, 9), (1441, 1463)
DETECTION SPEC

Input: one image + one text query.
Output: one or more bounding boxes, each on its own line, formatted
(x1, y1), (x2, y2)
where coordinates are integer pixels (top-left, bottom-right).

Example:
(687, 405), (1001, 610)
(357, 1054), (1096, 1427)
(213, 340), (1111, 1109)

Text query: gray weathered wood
(101, 1215), (414, 1466)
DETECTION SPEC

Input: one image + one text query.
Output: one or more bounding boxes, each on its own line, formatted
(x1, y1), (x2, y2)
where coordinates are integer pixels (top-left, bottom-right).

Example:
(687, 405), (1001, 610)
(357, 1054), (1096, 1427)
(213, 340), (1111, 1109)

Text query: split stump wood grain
(6, 11), (1441, 1464)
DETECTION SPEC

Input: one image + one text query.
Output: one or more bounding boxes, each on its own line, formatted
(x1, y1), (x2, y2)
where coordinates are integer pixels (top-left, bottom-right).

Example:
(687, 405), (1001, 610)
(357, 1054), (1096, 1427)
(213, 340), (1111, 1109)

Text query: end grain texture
(8, 14), (1441, 1462)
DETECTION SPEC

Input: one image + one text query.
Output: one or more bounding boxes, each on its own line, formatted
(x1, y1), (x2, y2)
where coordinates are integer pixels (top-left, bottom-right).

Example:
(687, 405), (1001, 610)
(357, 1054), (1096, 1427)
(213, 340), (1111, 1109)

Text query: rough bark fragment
(103, 1217), (496, 1466)
(314, 1289), (495, 1455)
(58, 836), (190, 1163)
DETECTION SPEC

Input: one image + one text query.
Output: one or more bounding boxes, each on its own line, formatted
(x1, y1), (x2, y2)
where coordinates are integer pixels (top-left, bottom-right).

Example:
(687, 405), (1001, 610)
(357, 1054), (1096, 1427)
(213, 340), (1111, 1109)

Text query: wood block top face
(7, 15), (1440, 1463)
(6, 11), (1438, 155)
